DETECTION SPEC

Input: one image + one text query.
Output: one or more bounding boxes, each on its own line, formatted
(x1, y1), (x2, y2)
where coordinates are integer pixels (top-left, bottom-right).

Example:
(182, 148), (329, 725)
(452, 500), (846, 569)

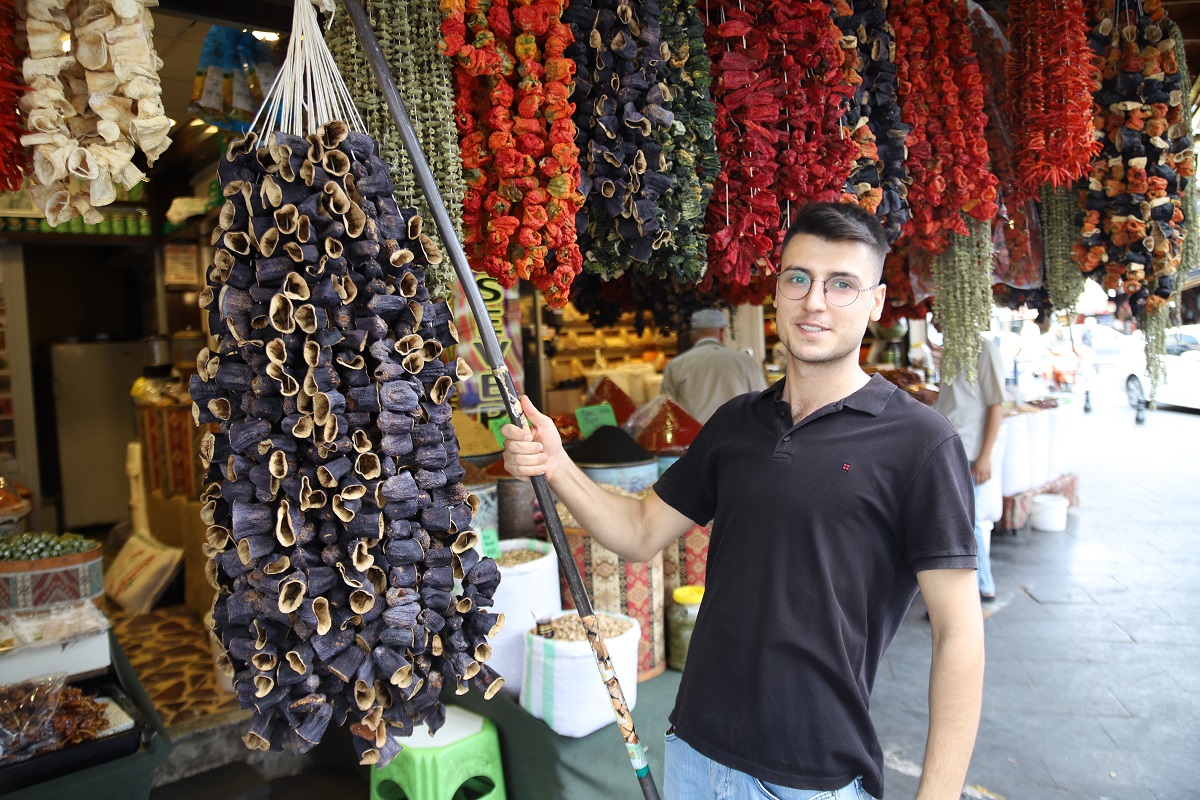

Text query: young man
(661, 307), (767, 423)
(502, 202), (984, 800)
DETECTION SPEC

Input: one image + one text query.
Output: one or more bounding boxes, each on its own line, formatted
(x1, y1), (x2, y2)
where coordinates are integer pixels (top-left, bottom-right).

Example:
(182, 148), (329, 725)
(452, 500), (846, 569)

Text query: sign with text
(574, 403), (618, 439)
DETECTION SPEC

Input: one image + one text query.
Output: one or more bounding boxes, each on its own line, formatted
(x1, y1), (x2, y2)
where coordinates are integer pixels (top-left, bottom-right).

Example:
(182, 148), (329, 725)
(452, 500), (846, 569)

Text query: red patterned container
(0, 546), (104, 610)
(661, 523), (710, 597)
(560, 526), (665, 681)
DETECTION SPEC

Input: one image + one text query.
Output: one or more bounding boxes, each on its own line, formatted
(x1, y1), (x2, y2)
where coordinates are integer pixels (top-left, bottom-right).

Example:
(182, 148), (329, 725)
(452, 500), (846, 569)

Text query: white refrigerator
(51, 342), (143, 528)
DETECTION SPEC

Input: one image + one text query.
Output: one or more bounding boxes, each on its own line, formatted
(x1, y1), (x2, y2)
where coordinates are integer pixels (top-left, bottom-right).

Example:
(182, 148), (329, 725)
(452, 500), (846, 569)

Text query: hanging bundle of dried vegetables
(931, 219), (993, 382)
(645, 0), (718, 284)
(17, 0), (171, 225)
(890, 0), (997, 254)
(440, 0), (584, 308)
(327, 0), (465, 300)
(0, 0), (25, 192)
(703, 0), (858, 290)
(773, 0), (858, 215)
(1167, 19), (1200, 282)
(1005, 0), (1098, 202)
(198, 1), (504, 764)
(1074, 0), (1192, 321)
(834, 0), (911, 244)
(968, 3), (1045, 294)
(878, 242), (932, 327)
(565, 0), (675, 278)
(1041, 185), (1086, 311)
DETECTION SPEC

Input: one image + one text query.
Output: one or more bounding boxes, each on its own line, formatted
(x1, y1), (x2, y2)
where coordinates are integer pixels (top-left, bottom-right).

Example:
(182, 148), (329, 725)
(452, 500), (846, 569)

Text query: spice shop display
(327, 0), (464, 299)
(193, 0), (504, 764)
(17, 0), (171, 225)
(439, 0), (584, 307)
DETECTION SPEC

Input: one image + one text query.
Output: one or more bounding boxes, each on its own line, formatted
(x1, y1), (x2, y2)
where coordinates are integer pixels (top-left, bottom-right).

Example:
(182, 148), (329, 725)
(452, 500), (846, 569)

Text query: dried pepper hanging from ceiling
(890, 0), (998, 255)
(440, 0), (584, 308)
(1074, 0), (1192, 320)
(564, 0), (675, 279)
(1005, 0), (1098, 203)
(703, 0), (859, 291)
(834, 0), (911, 244)
(327, 0), (465, 300)
(968, 3), (1044, 296)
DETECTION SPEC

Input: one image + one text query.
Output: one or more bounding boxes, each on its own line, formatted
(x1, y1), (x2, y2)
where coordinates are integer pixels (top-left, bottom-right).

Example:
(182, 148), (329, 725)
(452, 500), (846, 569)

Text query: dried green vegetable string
(1141, 302), (1169, 402)
(932, 217), (993, 382)
(1168, 20), (1200, 279)
(327, 2), (465, 299)
(1041, 184), (1085, 312)
(647, 0), (718, 284)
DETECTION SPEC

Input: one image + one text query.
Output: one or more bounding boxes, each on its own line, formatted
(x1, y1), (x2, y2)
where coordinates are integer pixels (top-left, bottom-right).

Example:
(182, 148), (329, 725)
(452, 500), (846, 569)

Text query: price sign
(575, 403), (618, 439)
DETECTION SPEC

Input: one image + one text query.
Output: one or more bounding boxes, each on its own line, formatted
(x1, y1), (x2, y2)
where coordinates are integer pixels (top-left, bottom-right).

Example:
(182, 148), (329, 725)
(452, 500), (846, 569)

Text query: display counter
(451, 669), (679, 800)
(996, 398), (1080, 532)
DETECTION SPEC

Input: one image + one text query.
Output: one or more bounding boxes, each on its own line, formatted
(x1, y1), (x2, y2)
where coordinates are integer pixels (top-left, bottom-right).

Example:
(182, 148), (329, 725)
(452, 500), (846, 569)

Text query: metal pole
(339, 3), (661, 797)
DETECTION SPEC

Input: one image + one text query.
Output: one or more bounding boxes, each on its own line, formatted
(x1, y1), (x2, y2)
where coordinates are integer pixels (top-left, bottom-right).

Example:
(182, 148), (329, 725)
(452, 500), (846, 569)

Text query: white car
(1124, 324), (1200, 410)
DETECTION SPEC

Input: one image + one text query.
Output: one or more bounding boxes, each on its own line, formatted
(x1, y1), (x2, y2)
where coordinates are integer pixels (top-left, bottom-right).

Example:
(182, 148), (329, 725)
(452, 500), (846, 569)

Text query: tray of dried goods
(0, 533), (103, 610)
(0, 675), (148, 793)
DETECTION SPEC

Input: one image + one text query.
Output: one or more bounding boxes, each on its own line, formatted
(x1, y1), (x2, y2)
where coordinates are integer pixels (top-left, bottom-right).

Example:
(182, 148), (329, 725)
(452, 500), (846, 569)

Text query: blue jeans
(664, 731), (878, 800)
(973, 479), (995, 597)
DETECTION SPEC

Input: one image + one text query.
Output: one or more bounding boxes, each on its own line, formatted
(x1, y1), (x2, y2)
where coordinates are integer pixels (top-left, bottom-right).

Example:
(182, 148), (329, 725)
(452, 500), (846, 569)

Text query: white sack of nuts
(16, 0), (171, 226)
(192, 120), (504, 766)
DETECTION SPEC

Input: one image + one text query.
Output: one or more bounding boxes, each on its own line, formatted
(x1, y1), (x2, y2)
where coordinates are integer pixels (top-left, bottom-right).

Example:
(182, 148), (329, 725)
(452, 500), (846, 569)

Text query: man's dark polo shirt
(653, 374), (976, 798)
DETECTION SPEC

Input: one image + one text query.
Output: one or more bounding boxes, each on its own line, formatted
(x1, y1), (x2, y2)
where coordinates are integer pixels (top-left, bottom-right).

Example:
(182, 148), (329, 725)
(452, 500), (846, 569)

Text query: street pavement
(872, 368), (1200, 799)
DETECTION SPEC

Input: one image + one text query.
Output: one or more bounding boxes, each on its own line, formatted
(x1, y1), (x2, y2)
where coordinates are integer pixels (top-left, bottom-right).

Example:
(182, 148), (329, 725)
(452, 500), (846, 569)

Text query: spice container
(667, 585), (704, 671)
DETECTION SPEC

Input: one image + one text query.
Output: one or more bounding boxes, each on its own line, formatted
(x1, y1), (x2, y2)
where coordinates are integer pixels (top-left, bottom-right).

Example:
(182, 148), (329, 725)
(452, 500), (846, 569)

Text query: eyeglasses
(776, 271), (879, 307)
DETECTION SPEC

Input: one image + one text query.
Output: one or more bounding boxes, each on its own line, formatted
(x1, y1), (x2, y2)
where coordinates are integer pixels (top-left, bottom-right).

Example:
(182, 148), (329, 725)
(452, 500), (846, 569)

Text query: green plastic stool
(371, 706), (506, 800)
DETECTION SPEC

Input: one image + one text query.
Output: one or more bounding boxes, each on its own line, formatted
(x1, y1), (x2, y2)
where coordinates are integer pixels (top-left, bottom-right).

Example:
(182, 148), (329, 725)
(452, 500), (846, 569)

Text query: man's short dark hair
(781, 202), (889, 280)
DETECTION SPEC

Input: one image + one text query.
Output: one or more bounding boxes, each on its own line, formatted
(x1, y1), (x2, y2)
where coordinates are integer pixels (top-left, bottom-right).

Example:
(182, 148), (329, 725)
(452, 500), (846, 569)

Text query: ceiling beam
(154, 0), (291, 32)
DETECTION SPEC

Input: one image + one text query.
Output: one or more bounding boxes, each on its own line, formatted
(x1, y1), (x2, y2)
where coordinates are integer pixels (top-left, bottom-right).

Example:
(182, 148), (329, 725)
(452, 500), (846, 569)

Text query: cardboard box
(545, 387), (583, 416)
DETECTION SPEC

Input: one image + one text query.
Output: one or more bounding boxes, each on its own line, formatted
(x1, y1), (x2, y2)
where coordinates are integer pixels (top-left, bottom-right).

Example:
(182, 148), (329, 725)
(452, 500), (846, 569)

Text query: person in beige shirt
(661, 309), (767, 424)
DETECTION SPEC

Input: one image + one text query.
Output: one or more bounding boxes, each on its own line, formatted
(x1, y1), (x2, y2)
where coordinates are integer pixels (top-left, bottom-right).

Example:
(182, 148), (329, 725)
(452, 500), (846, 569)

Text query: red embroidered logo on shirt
(842, 463), (851, 471)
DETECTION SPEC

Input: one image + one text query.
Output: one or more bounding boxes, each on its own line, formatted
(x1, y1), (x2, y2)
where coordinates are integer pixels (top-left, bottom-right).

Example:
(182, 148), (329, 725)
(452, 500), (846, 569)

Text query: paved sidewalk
(871, 372), (1200, 800)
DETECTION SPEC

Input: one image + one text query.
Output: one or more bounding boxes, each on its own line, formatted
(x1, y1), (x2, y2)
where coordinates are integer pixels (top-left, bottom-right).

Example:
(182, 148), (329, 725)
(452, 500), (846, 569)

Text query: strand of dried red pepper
(1005, 0), (1098, 202)
(890, 0), (997, 255)
(0, 0), (26, 192)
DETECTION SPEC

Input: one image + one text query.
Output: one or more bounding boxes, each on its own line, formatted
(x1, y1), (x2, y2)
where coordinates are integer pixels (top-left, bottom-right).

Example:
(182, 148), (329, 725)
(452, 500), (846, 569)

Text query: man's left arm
(914, 567), (985, 800)
(971, 404), (1004, 485)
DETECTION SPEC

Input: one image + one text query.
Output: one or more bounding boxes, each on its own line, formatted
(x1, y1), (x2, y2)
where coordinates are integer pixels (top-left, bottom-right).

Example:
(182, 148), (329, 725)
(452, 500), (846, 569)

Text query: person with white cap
(659, 308), (767, 424)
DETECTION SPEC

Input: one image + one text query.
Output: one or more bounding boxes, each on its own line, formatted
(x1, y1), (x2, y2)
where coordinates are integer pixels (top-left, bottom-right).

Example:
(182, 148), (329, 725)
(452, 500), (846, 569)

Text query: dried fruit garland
(0, 0), (25, 192)
(834, 0), (912, 244)
(440, 0), (584, 308)
(327, 0), (466, 300)
(197, 123), (503, 764)
(1005, 0), (1098, 203)
(703, 0), (858, 289)
(1074, 0), (1192, 319)
(890, 0), (998, 254)
(565, 0), (675, 277)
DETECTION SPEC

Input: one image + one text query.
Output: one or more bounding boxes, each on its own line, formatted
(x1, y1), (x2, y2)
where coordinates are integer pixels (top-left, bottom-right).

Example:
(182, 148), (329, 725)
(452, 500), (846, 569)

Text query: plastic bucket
(1030, 494), (1069, 532)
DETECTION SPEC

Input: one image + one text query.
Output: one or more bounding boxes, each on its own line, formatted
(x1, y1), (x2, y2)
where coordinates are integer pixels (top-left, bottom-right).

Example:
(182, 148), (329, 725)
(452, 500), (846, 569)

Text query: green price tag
(488, 416), (509, 449)
(575, 403), (618, 439)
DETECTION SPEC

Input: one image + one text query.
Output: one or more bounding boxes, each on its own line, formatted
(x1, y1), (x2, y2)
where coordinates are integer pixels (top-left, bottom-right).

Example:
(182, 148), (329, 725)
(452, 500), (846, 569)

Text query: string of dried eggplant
(197, 122), (503, 766)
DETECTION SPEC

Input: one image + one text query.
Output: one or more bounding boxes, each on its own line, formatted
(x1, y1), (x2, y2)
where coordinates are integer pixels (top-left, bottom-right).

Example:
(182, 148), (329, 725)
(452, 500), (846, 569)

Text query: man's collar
(692, 337), (723, 347)
(760, 373), (895, 417)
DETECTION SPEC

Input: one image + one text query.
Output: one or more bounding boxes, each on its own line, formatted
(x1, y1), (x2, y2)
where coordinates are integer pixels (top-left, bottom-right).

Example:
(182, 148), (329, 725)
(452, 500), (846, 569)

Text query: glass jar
(667, 585), (704, 671)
